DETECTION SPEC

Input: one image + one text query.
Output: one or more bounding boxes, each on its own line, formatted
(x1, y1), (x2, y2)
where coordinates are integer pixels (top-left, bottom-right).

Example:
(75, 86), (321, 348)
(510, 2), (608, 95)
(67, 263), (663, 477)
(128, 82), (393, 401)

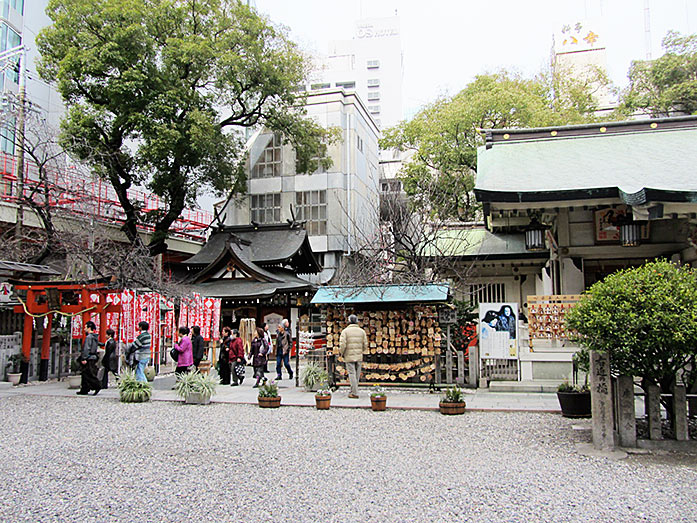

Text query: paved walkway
(0, 372), (562, 412)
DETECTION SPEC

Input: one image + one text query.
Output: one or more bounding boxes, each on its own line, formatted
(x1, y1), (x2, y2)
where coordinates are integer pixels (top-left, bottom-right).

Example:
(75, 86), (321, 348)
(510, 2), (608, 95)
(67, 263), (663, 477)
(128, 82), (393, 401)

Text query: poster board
(479, 302), (519, 360)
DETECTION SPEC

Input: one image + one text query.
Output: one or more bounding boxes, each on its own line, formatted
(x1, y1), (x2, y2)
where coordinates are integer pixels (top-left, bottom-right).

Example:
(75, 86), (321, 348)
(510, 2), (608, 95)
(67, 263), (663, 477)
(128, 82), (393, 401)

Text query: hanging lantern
(620, 222), (641, 247)
(525, 217), (548, 251)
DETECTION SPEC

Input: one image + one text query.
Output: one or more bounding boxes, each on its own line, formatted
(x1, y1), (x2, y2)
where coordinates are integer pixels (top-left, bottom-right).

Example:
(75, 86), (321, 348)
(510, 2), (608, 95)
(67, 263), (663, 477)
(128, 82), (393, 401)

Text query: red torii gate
(10, 278), (123, 383)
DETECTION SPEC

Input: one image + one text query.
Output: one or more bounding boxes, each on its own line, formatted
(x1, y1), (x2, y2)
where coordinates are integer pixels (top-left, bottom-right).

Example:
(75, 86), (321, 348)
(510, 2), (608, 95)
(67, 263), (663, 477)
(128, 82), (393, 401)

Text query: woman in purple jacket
(174, 326), (194, 375)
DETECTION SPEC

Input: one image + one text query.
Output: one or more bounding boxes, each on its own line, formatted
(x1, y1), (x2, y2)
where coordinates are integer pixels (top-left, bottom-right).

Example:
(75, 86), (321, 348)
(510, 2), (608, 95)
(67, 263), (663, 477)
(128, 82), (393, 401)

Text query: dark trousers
(219, 360), (230, 385)
(79, 360), (101, 393)
(194, 358), (202, 369)
(175, 365), (190, 376)
(253, 365), (265, 383)
(276, 352), (292, 378)
(100, 367), (117, 389)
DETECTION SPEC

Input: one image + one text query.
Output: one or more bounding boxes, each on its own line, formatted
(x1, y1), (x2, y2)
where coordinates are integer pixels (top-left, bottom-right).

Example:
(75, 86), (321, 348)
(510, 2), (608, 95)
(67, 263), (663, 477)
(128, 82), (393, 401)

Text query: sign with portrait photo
(479, 303), (519, 360)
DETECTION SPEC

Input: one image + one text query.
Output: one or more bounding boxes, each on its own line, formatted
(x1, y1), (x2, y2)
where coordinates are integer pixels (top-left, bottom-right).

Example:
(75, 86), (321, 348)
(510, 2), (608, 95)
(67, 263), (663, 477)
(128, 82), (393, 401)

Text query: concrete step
(488, 380), (562, 393)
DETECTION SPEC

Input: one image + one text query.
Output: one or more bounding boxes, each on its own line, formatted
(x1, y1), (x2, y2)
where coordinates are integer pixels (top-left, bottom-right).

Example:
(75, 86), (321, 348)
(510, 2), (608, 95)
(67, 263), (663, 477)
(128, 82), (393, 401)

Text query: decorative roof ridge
(482, 115), (697, 148)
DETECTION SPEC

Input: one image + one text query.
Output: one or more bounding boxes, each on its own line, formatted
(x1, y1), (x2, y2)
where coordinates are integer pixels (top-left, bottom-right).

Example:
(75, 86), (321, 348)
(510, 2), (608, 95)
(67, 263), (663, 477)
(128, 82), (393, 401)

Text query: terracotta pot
(439, 401), (466, 415)
(258, 396), (282, 408)
(7, 373), (21, 386)
(370, 396), (387, 411)
(67, 375), (82, 389)
(557, 391), (591, 418)
(315, 395), (331, 410)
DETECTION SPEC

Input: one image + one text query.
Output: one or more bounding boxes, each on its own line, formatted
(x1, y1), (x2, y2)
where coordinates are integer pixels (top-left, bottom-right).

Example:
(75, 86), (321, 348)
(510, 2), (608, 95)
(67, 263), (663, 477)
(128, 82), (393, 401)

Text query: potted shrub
(315, 388), (332, 410)
(300, 363), (329, 392)
(117, 368), (153, 403)
(439, 385), (466, 415)
(174, 370), (219, 405)
(6, 353), (23, 386)
(67, 358), (82, 389)
(370, 386), (387, 411)
(258, 379), (281, 408)
(556, 381), (591, 418)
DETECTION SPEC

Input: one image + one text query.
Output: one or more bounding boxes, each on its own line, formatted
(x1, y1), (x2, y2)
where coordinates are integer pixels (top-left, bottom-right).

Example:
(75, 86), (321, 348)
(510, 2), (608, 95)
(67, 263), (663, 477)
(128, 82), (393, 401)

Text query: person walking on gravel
(173, 326), (194, 376)
(77, 321), (102, 395)
(130, 321), (152, 383)
(275, 320), (293, 381)
(339, 314), (367, 398)
(191, 325), (205, 369)
(229, 329), (246, 386)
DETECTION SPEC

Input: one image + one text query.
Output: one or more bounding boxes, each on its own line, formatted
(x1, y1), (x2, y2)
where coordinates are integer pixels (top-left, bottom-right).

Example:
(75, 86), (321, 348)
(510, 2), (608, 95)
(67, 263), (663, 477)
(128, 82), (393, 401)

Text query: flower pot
(370, 396), (387, 411)
(439, 401), (466, 415)
(7, 372), (21, 386)
(258, 396), (281, 408)
(185, 392), (211, 405)
(557, 391), (591, 418)
(315, 395), (331, 410)
(67, 375), (82, 389)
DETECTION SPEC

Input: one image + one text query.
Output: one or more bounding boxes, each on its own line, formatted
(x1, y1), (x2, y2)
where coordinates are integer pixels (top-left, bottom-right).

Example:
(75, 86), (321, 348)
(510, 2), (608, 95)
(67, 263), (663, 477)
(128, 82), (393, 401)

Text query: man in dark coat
(78, 320), (102, 395)
(191, 325), (205, 369)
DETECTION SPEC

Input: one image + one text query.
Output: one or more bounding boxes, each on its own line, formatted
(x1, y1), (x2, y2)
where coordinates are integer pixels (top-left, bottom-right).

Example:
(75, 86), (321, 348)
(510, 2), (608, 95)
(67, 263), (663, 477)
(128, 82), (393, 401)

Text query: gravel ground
(0, 396), (696, 522)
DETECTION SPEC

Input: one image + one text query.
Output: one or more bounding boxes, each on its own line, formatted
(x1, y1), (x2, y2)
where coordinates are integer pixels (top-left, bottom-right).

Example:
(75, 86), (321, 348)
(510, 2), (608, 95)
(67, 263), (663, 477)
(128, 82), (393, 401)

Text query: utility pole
(0, 45), (28, 242)
(15, 47), (26, 242)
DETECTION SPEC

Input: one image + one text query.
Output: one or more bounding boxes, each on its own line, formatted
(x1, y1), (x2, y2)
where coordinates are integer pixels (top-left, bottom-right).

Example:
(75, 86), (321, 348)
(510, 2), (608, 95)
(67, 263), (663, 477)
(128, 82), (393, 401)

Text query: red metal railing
(0, 152), (213, 241)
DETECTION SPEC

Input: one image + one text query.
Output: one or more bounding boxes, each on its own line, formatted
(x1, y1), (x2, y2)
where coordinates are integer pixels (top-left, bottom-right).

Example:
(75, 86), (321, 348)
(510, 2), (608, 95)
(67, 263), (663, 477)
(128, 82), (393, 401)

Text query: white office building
(221, 89), (381, 283)
(309, 16), (404, 131)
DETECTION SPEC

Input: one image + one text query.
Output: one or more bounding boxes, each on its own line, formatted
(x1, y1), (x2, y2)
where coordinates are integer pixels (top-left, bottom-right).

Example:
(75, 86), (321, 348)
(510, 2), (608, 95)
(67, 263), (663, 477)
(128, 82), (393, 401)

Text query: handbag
(170, 347), (179, 362)
(234, 362), (246, 377)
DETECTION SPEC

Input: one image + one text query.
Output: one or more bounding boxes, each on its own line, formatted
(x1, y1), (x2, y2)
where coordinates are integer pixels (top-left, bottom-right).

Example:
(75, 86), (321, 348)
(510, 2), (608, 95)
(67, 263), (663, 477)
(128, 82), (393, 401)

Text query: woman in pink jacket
(174, 326), (194, 375)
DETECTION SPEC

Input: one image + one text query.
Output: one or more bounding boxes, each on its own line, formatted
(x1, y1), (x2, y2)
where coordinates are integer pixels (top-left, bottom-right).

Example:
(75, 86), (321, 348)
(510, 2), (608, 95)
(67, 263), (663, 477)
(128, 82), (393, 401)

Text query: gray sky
(255, 0), (696, 119)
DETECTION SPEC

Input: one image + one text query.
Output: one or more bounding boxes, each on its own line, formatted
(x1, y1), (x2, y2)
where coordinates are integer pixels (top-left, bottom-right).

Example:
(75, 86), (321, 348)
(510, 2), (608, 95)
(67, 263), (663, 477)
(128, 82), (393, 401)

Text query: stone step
(487, 380), (562, 393)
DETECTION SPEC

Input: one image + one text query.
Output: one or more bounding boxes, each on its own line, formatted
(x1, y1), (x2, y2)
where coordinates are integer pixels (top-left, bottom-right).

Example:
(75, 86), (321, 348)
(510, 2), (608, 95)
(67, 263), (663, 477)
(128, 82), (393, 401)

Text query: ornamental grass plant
(258, 379), (279, 398)
(174, 370), (220, 400)
(117, 368), (152, 403)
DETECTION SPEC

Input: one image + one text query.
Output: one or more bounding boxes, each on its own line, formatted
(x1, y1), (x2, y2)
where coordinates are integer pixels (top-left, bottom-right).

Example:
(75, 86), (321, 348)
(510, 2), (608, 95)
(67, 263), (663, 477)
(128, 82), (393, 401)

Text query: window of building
(0, 116), (15, 154)
(367, 78), (380, 87)
(367, 60), (380, 69)
(465, 283), (506, 307)
(250, 193), (281, 224)
(368, 105), (381, 114)
(335, 81), (356, 89)
(367, 91), (380, 101)
(250, 133), (282, 179)
(310, 82), (330, 90)
(381, 180), (402, 193)
(1, 0), (23, 17)
(0, 23), (21, 87)
(295, 190), (327, 236)
(356, 135), (363, 153)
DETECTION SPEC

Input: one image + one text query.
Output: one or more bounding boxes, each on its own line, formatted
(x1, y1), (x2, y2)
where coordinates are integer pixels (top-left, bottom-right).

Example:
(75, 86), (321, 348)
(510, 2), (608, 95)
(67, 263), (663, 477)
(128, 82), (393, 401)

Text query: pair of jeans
(276, 351), (292, 378)
(135, 358), (149, 382)
(346, 361), (362, 396)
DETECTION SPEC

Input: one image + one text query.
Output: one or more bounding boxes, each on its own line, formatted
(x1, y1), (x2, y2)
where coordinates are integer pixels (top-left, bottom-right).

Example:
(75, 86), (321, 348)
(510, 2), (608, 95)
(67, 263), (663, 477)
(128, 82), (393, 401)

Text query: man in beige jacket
(339, 314), (367, 398)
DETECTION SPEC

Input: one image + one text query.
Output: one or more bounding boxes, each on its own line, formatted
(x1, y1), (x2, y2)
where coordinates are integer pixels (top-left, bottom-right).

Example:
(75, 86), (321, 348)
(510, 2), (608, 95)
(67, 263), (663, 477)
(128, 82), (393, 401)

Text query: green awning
(311, 283), (449, 305)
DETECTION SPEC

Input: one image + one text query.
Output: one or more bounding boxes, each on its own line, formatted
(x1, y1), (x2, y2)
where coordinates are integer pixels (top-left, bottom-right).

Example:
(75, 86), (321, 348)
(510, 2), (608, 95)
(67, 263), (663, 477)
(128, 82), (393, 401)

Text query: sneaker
(276, 376), (282, 381)
(76, 391), (88, 395)
(288, 374), (293, 380)
(231, 383), (239, 387)
(92, 388), (101, 396)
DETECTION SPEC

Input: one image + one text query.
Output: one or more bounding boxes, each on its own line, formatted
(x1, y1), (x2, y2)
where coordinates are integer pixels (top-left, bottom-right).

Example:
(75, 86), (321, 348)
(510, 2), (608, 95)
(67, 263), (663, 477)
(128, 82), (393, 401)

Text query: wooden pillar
(457, 350), (465, 386)
(20, 292), (33, 384)
(81, 287), (91, 339)
(39, 313), (53, 381)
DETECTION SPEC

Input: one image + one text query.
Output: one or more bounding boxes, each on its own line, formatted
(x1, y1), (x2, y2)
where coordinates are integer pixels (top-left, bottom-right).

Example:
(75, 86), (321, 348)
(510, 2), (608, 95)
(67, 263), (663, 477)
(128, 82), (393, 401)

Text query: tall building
(1, 0), (65, 154)
(552, 19), (616, 114)
(309, 16), (404, 131)
(220, 89), (381, 283)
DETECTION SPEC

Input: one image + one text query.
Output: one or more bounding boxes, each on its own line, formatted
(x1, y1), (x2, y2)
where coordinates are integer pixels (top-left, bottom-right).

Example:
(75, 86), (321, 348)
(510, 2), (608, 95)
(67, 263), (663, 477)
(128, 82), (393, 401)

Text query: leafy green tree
(38, 0), (333, 252)
(381, 70), (609, 220)
(621, 31), (697, 117)
(566, 260), (697, 403)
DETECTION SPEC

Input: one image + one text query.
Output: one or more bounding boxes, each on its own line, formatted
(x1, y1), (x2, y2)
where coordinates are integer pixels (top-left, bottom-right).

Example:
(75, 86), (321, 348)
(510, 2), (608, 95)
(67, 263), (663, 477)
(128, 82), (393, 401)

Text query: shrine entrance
(10, 278), (122, 384)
